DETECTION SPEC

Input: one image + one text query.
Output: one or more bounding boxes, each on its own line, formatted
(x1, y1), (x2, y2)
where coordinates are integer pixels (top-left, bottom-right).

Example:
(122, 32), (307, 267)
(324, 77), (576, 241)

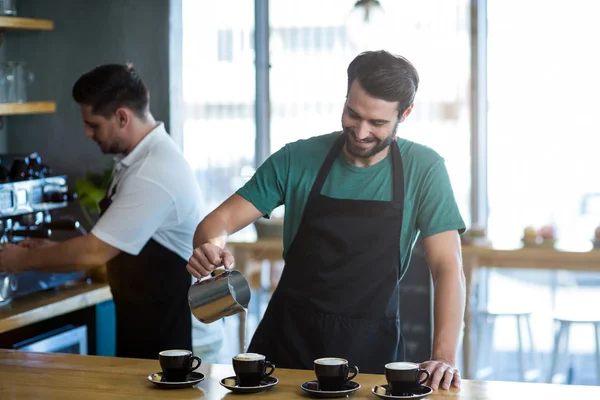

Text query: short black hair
(72, 63), (150, 118)
(347, 50), (419, 117)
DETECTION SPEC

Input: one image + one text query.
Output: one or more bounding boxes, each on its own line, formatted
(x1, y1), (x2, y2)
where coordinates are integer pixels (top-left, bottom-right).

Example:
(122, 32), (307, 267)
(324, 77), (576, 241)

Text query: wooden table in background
(227, 240), (283, 269)
(3, 349), (600, 399)
(228, 240), (600, 379)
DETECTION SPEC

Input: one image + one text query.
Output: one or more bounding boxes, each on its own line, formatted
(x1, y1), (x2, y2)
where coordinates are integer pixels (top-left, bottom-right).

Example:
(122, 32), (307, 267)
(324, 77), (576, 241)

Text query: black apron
(99, 179), (192, 360)
(247, 134), (405, 374)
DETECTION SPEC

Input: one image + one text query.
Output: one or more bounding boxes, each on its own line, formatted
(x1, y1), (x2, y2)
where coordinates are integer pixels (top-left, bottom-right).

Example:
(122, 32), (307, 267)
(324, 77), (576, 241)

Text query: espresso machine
(0, 153), (86, 306)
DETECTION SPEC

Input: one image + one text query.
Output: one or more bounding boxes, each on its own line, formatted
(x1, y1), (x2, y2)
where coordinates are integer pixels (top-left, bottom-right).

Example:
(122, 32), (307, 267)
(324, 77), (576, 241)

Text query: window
(269, 0), (472, 224)
(487, 0), (600, 247)
(182, 0), (256, 212)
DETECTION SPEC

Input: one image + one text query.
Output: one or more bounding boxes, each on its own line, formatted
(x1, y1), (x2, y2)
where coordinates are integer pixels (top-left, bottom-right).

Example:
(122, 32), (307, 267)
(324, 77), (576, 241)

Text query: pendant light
(345, 0), (387, 51)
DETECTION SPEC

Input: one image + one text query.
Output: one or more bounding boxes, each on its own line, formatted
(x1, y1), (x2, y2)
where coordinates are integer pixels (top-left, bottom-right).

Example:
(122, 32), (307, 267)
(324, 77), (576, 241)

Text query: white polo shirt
(91, 122), (223, 349)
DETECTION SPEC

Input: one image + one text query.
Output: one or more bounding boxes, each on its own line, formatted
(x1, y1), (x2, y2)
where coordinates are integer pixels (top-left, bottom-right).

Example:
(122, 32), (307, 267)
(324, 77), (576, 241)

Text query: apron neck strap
(306, 134), (345, 205)
(307, 133), (405, 205)
(390, 138), (404, 203)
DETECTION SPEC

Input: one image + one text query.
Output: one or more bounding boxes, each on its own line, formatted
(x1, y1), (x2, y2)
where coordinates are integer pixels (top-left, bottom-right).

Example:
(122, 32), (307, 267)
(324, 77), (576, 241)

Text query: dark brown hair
(72, 63), (150, 119)
(347, 50), (419, 117)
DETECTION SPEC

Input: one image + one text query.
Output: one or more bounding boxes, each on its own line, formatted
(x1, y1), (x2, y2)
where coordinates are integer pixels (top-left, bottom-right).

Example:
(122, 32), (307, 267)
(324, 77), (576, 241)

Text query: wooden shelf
(0, 101), (56, 116)
(0, 16), (53, 30)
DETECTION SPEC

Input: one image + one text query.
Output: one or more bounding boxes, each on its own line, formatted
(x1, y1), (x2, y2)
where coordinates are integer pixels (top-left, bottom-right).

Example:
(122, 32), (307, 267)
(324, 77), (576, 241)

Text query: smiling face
(341, 79), (413, 166)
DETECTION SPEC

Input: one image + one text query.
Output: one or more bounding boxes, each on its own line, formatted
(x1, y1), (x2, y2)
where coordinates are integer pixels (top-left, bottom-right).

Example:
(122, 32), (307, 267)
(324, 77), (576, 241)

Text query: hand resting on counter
(419, 359), (461, 390)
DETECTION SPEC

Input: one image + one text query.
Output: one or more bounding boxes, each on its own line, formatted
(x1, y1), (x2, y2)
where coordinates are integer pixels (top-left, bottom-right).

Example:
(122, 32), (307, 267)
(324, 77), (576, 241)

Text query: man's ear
(400, 103), (414, 123)
(115, 108), (130, 128)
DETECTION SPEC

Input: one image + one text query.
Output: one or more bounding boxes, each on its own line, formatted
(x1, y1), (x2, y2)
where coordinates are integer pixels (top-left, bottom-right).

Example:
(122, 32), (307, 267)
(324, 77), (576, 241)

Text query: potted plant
(73, 162), (113, 227)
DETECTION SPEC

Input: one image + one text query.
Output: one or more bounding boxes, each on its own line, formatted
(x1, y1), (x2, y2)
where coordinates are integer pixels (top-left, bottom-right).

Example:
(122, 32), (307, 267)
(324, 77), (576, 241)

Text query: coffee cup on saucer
(314, 357), (359, 392)
(384, 362), (430, 396)
(232, 352), (276, 387)
(158, 349), (202, 382)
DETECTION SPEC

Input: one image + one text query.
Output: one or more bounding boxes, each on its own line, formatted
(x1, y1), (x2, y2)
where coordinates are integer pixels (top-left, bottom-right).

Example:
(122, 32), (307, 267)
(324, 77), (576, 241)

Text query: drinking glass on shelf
(0, 0), (18, 16)
(0, 64), (8, 103)
(4, 61), (16, 103)
(14, 62), (35, 102)
(5, 61), (34, 103)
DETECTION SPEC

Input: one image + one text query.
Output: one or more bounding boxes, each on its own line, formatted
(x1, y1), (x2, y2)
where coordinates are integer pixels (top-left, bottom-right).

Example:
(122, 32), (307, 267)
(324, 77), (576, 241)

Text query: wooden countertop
(1, 349), (599, 399)
(0, 283), (112, 334)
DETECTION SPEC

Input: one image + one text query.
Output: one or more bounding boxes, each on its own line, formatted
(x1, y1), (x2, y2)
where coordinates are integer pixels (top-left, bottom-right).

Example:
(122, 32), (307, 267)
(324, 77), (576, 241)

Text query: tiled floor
(215, 269), (600, 386)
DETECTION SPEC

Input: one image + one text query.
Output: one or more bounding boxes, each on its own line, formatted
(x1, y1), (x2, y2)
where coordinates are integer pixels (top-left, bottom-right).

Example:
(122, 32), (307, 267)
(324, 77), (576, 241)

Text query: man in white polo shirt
(0, 63), (222, 360)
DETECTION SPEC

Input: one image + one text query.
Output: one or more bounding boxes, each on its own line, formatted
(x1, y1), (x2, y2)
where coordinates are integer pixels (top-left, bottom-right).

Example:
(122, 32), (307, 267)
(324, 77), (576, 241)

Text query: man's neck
(123, 116), (159, 155)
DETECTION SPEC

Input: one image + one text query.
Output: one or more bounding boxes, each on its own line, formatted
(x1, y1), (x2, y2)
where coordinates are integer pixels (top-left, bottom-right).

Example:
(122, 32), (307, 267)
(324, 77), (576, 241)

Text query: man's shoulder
(128, 136), (199, 196)
(279, 132), (339, 164)
(283, 131), (338, 152)
(146, 131), (183, 161)
(397, 137), (445, 170)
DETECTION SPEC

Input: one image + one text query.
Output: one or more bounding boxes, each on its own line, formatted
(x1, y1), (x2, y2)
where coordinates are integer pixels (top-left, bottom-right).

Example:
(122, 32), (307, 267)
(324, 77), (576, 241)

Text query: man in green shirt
(187, 50), (466, 391)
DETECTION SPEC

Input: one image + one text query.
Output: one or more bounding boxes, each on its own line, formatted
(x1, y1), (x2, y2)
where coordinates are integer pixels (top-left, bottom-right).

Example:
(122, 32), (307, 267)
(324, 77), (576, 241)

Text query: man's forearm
(23, 236), (109, 272)
(431, 267), (466, 365)
(193, 213), (231, 249)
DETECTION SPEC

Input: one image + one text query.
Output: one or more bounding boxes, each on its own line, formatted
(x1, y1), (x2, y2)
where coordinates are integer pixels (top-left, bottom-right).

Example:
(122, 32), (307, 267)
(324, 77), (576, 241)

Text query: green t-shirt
(237, 132), (466, 277)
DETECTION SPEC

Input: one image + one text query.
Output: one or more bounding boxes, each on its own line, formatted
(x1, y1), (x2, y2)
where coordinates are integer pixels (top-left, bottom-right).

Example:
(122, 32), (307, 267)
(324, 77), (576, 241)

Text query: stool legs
(474, 313), (485, 377)
(563, 325), (572, 382)
(475, 313), (537, 381)
(548, 320), (600, 385)
(516, 315), (525, 381)
(549, 321), (570, 383)
(525, 315), (536, 357)
(517, 314), (538, 382)
(475, 313), (495, 379)
(548, 321), (561, 382)
(525, 314), (539, 381)
(594, 323), (600, 385)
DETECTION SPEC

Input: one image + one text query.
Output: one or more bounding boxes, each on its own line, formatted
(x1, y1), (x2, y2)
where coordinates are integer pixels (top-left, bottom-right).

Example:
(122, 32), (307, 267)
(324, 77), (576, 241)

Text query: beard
(343, 121), (399, 159)
(95, 135), (128, 155)
(96, 141), (122, 154)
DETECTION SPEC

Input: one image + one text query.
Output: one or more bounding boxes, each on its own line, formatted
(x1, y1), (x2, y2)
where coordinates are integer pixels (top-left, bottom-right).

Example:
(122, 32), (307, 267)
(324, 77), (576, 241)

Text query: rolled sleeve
(416, 159), (466, 238)
(236, 145), (288, 218)
(91, 177), (174, 255)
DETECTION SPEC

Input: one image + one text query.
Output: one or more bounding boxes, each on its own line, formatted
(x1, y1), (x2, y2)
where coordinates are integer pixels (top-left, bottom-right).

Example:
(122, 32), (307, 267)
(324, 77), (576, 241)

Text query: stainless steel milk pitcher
(188, 269), (251, 323)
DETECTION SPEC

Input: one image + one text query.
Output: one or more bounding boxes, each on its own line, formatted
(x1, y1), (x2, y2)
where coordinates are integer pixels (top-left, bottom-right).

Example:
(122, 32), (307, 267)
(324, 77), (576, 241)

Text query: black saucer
(219, 375), (278, 394)
(300, 380), (361, 398)
(371, 384), (433, 399)
(147, 371), (205, 389)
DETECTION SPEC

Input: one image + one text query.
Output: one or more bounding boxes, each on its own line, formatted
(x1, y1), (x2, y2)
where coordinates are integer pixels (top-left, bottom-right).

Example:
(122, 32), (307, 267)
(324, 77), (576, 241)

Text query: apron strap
(390, 138), (405, 205)
(99, 176), (118, 217)
(306, 134), (346, 207)
(307, 133), (406, 207)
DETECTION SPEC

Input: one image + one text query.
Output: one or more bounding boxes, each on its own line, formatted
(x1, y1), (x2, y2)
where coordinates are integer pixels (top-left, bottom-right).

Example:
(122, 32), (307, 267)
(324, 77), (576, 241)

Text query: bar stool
(474, 308), (538, 381)
(546, 270), (600, 385)
(547, 314), (600, 384)
(473, 268), (540, 381)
